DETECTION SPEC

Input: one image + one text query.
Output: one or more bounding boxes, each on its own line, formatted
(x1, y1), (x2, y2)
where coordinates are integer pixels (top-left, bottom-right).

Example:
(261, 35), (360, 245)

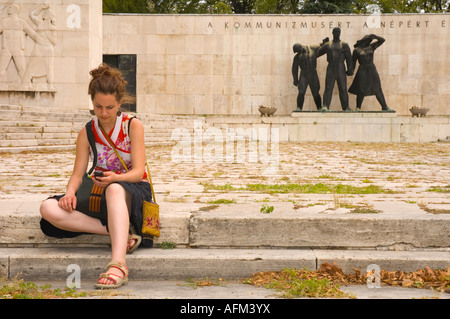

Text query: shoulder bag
(74, 120), (107, 219)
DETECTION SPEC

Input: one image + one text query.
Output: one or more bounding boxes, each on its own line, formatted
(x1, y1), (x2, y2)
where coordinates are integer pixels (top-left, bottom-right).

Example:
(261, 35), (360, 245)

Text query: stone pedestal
(205, 112), (450, 143)
(290, 110), (399, 142)
(0, 89), (56, 107)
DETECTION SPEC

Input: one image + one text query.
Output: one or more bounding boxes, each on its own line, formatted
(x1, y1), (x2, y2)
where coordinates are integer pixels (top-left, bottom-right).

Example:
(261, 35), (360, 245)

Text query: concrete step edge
(2, 206), (449, 250)
(1, 247), (449, 281)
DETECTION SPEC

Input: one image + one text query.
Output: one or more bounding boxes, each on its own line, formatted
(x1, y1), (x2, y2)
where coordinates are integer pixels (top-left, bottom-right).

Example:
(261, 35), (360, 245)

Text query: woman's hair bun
(88, 63), (133, 103)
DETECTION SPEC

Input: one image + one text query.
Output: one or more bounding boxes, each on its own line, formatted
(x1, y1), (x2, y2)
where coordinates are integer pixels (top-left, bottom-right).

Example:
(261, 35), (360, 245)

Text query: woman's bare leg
(40, 184), (133, 286)
(106, 183), (132, 263)
(97, 183), (132, 285)
(40, 199), (108, 235)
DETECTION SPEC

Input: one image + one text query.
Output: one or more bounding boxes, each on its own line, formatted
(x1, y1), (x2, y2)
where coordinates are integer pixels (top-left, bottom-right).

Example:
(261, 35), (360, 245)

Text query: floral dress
(91, 112), (147, 181)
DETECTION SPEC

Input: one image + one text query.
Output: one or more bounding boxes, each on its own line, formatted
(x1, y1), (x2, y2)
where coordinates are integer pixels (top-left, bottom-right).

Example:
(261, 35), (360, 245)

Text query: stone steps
(0, 105), (87, 153)
(1, 199), (449, 280)
(0, 105), (202, 153)
(2, 199), (449, 251)
(1, 106), (449, 281)
(2, 247), (449, 281)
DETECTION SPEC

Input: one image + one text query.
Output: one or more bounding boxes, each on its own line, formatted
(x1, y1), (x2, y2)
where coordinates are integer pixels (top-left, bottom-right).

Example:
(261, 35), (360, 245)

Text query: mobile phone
(94, 171), (104, 177)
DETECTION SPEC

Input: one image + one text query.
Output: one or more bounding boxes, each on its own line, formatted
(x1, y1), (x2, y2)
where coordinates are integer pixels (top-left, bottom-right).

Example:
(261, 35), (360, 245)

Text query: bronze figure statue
(291, 38), (328, 111)
(317, 28), (354, 111)
(348, 34), (394, 112)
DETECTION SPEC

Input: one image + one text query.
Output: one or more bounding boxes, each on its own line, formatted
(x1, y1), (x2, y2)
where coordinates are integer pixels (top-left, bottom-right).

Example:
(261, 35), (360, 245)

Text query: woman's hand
(92, 171), (117, 188)
(58, 193), (77, 212)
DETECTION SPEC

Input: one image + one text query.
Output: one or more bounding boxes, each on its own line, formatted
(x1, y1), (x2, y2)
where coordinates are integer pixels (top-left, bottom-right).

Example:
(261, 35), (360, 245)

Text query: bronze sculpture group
(292, 27), (394, 112)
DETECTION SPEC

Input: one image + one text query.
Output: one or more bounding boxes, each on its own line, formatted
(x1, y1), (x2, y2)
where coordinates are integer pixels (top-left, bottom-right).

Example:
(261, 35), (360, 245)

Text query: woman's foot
(127, 233), (142, 254)
(95, 261), (128, 289)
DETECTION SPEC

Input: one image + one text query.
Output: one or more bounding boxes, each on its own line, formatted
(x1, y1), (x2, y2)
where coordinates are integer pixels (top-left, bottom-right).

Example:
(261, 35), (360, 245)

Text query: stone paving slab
(188, 202), (450, 249)
(0, 142), (449, 287)
(1, 142), (449, 248)
(20, 279), (450, 299)
(1, 247), (448, 281)
(102, 281), (450, 300)
(1, 142), (449, 203)
(0, 198), (197, 247)
(0, 247), (317, 280)
(1, 197), (449, 250)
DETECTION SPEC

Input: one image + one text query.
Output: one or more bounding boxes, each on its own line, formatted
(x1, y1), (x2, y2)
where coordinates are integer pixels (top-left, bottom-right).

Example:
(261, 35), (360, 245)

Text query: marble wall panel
(102, 14), (449, 116)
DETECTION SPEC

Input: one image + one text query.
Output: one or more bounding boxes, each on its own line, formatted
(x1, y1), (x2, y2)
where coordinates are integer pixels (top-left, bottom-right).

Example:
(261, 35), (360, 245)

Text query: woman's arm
(124, 118), (146, 182)
(58, 127), (90, 212)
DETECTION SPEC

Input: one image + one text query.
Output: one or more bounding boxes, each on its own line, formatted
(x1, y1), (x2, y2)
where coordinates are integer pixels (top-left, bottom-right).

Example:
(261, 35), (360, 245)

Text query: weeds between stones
(244, 263), (450, 298)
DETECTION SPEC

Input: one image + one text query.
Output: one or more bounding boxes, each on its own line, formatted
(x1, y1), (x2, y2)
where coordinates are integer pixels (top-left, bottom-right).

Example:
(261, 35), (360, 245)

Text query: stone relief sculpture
(23, 4), (57, 91)
(0, 2), (56, 91)
(317, 27), (354, 111)
(348, 34), (393, 112)
(0, 3), (37, 83)
(291, 38), (328, 112)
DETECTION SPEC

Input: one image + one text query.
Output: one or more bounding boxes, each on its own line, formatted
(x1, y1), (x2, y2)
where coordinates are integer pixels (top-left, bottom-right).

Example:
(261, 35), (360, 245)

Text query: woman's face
(92, 93), (121, 127)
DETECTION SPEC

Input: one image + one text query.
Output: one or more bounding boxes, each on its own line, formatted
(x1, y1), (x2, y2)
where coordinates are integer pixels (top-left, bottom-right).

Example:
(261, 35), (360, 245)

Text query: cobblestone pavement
(1, 141), (449, 213)
(1, 141), (449, 301)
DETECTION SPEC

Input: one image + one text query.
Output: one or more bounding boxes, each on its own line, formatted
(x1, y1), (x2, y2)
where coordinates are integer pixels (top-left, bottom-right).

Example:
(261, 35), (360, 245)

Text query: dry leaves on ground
(246, 262), (450, 293)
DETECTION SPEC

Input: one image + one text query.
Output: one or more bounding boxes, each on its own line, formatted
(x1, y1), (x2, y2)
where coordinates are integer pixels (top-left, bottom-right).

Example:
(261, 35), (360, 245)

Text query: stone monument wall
(103, 13), (449, 116)
(0, 0), (102, 109)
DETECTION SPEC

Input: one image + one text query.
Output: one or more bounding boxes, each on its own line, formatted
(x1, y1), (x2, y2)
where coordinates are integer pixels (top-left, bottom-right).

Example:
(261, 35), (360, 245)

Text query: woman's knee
(39, 198), (58, 220)
(105, 183), (127, 199)
(105, 183), (132, 210)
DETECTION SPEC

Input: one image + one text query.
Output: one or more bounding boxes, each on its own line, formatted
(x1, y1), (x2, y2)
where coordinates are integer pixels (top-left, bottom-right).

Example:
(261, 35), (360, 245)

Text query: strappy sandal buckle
(95, 261), (129, 289)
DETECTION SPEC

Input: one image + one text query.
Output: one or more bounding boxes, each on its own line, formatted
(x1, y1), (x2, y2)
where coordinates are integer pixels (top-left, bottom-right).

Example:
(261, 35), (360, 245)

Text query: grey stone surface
(1, 137), (449, 300)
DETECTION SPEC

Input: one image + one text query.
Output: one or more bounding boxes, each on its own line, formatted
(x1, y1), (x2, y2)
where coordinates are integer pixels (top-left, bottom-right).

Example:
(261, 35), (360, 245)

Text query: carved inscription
(207, 17), (447, 31)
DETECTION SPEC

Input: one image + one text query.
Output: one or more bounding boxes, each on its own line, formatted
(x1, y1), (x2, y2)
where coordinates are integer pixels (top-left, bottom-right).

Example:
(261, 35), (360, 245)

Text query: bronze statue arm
(317, 40), (329, 57)
(292, 56), (299, 86)
(370, 34), (385, 50)
(343, 42), (354, 76)
(351, 49), (359, 67)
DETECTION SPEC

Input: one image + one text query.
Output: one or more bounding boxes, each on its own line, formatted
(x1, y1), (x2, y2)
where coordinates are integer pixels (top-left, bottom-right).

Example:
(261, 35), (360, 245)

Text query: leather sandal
(95, 261), (129, 289)
(127, 233), (142, 254)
